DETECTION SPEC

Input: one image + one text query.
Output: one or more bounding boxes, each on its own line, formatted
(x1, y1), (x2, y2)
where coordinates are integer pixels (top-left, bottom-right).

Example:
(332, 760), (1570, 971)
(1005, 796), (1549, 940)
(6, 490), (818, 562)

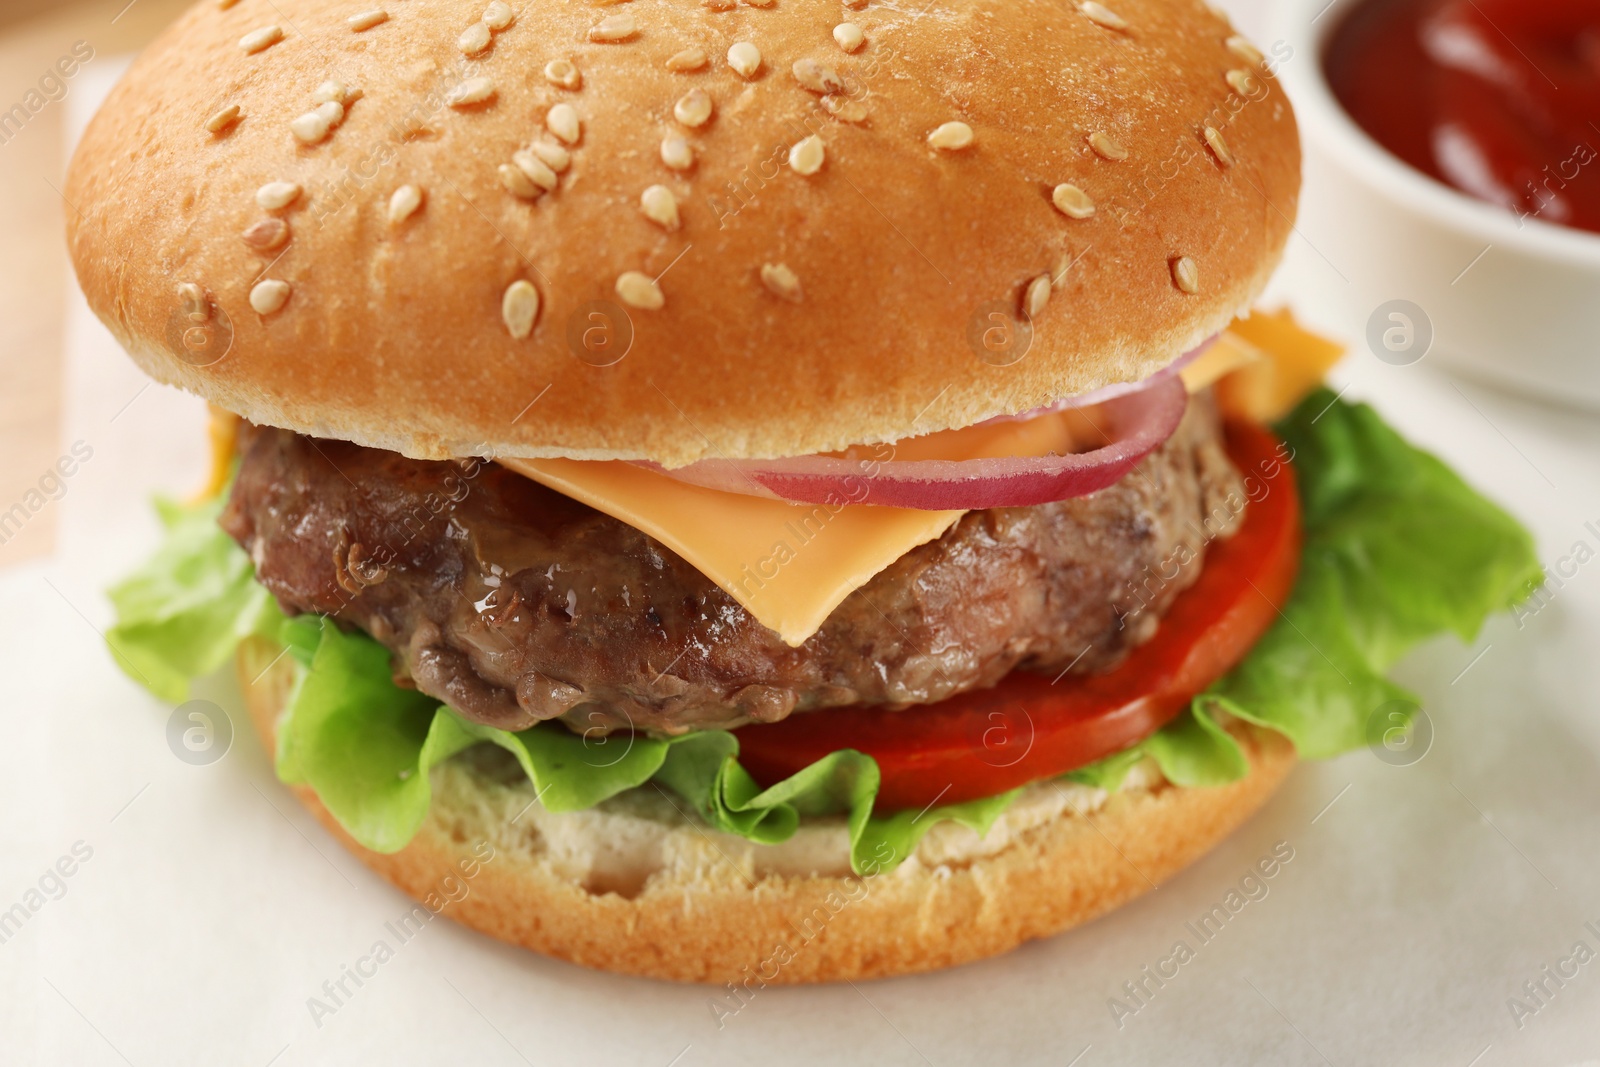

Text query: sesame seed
(1225, 68), (1260, 96)
(788, 134), (825, 175)
(760, 262), (803, 303)
(458, 21), (492, 56)
(512, 149), (559, 190)
(502, 280), (541, 338)
(1203, 125), (1234, 167)
(660, 134), (695, 171)
(316, 100), (345, 126)
(927, 121), (974, 150)
(1088, 131), (1127, 160)
(546, 103), (581, 144)
(703, 0), (736, 11)
(528, 140), (571, 172)
(821, 94), (868, 123)
(673, 88), (714, 128)
(792, 58), (844, 94)
(1079, 1), (1128, 30)
(388, 184), (424, 223)
(348, 9), (388, 31)
(291, 110), (331, 144)
(447, 77), (497, 107)
(666, 47), (708, 72)
(616, 271), (664, 310)
(483, 1), (514, 31)
(843, 0), (868, 9)
(640, 184), (680, 230)
(1024, 273), (1051, 318)
(727, 42), (762, 78)
(314, 80), (355, 104)
(498, 163), (543, 200)
(1225, 35), (1264, 67)
(833, 22), (865, 52)
(1171, 256), (1199, 294)
(1050, 182), (1095, 218)
(239, 25), (283, 54)
(249, 279), (291, 315)
(205, 104), (241, 134)
(544, 59), (582, 90)
(256, 181), (302, 210)
(241, 217), (290, 251)
(589, 13), (636, 42)
(743, 0), (776, 7)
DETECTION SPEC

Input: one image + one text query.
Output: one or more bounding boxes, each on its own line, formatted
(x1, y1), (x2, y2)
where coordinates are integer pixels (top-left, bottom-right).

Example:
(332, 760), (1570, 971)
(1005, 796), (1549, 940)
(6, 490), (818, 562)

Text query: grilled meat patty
(221, 394), (1246, 733)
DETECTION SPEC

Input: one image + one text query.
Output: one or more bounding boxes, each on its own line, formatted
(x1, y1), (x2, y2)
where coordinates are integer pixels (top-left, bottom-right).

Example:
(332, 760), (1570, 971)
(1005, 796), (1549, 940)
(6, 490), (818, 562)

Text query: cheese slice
(1180, 332), (1264, 393)
(502, 457), (964, 647)
(1213, 309), (1344, 421)
(499, 409), (1082, 647)
(196, 405), (242, 502)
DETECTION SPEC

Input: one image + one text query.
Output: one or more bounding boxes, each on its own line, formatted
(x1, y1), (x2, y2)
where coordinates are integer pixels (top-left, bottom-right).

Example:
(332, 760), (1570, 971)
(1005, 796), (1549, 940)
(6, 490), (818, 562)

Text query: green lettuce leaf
(279, 618), (679, 851)
(1063, 702), (1250, 792)
(276, 621), (902, 869)
(105, 494), (282, 703)
(852, 788), (1025, 871)
(106, 391), (1540, 874)
(1211, 389), (1542, 758)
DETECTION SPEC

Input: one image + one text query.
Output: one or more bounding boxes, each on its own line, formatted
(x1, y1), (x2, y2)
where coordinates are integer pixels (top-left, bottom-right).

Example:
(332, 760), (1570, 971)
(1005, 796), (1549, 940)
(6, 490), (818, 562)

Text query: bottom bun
(239, 635), (1295, 984)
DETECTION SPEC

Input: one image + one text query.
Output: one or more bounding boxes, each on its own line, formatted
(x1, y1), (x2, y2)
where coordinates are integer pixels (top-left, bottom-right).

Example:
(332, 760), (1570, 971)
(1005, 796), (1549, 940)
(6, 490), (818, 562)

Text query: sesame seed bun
(67, 0), (1298, 466)
(239, 633), (1295, 983)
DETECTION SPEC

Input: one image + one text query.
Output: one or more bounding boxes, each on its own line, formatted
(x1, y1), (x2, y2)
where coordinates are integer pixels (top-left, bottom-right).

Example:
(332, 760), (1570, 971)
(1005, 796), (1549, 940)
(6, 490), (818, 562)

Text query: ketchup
(1325, 0), (1600, 234)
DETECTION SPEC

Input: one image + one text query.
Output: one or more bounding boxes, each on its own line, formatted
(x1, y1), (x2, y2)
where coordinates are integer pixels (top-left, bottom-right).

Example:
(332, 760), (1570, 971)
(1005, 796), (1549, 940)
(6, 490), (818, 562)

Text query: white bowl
(1270, 0), (1600, 409)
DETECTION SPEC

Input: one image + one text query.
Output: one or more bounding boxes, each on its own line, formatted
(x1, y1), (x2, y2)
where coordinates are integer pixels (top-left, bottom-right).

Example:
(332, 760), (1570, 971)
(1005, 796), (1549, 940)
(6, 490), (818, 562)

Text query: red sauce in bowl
(1325, 0), (1600, 234)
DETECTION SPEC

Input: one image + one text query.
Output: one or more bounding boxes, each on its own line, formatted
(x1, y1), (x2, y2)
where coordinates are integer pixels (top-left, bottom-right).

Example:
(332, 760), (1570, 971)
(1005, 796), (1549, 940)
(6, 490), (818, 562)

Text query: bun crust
(239, 635), (1295, 983)
(69, 0), (1297, 465)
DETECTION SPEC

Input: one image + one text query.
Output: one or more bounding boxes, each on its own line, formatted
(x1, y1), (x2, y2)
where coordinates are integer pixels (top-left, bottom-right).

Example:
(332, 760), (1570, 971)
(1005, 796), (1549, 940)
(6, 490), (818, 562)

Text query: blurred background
(0, 0), (189, 567)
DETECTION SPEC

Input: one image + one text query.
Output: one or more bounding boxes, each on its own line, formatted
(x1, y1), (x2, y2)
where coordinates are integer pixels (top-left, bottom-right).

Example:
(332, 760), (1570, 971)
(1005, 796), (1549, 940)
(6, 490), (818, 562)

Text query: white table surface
(5, 3), (1600, 1063)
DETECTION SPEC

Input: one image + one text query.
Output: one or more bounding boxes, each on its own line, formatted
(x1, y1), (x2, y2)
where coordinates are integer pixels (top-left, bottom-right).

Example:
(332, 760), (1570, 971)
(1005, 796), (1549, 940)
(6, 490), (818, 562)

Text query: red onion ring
(642, 374), (1190, 510)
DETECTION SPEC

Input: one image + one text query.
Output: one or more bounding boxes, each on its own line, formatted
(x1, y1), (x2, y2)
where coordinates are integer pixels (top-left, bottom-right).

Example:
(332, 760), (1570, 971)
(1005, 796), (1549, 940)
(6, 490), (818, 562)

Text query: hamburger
(70, 0), (1539, 983)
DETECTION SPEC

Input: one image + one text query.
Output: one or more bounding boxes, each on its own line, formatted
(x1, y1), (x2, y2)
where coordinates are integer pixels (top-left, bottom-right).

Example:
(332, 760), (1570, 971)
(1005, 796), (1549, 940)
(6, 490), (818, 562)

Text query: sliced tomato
(733, 421), (1302, 810)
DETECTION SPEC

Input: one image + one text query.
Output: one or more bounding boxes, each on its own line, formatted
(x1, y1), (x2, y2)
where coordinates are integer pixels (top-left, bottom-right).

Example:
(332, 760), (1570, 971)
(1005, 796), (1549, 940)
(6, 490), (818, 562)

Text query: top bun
(66, 0), (1297, 466)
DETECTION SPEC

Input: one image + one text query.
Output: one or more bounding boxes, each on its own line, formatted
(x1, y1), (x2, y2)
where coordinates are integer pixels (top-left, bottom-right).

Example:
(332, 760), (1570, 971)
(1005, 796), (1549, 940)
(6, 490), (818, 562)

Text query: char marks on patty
(220, 395), (1246, 734)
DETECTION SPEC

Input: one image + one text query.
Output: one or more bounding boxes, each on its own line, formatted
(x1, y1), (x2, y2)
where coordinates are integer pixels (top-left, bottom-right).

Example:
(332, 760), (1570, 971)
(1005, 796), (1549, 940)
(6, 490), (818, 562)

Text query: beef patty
(221, 394), (1246, 734)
